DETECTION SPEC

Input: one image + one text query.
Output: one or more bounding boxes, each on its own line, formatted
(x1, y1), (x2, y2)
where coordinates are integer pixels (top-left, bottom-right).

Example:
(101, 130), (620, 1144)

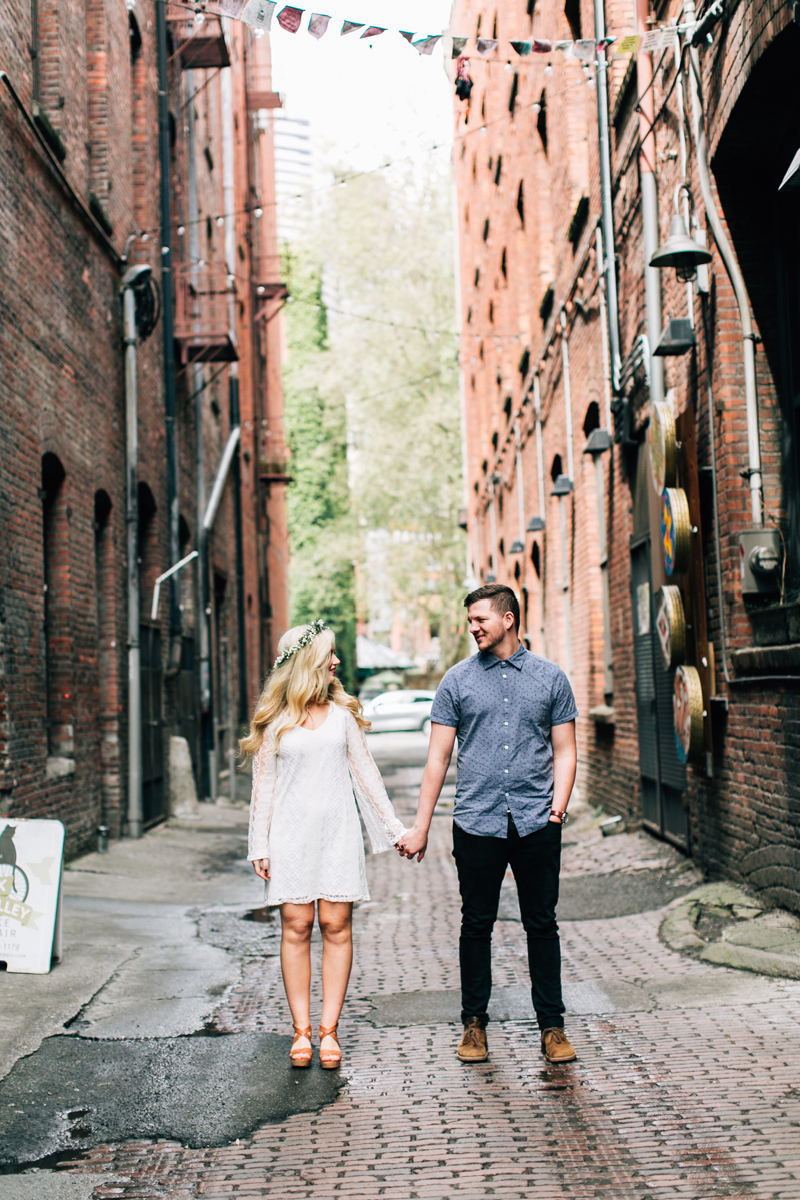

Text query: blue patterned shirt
(430, 644), (578, 838)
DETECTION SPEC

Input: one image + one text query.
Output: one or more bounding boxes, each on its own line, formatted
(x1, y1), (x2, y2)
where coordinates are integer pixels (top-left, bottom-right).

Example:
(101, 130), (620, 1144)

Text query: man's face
(467, 599), (516, 652)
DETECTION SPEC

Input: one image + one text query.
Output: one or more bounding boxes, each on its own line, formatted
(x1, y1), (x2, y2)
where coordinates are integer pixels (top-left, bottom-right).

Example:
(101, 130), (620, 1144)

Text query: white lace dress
(247, 703), (406, 906)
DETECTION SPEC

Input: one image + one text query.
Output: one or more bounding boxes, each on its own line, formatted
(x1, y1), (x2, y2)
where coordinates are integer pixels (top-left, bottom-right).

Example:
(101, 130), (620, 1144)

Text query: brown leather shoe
(541, 1027), (576, 1063)
(457, 1017), (489, 1062)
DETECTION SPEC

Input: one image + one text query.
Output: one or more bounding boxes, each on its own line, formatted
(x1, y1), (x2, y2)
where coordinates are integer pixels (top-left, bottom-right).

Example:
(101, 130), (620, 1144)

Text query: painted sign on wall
(0, 818), (64, 973)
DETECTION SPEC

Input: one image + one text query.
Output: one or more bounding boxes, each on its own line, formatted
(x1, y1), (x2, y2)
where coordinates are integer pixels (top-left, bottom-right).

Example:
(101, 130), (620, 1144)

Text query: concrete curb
(659, 881), (800, 979)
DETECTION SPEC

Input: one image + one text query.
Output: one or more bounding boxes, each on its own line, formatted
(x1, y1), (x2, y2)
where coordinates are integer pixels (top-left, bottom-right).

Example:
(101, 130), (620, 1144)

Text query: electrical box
(739, 528), (782, 595)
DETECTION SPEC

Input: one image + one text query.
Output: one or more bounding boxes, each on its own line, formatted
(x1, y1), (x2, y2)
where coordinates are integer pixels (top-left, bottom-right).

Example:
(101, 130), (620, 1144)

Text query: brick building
(0, 0), (288, 854)
(452, 0), (800, 911)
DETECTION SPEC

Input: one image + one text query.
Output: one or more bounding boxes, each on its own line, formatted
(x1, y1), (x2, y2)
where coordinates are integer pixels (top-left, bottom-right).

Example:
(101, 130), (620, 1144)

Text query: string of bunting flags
(199, 1), (683, 56)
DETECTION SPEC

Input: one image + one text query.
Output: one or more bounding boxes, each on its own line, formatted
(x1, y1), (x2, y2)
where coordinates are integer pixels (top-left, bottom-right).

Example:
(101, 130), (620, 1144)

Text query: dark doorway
(140, 625), (165, 826)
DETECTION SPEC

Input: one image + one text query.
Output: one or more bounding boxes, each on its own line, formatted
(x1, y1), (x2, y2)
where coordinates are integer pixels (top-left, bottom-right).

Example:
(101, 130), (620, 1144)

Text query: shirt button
(504, 721), (508, 726)
(504, 698), (509, 703)
(502, 674), (507, 678)
(505, 793), (509, 798)
(504, 769), (509, 773)
(504, 745), (509, 749)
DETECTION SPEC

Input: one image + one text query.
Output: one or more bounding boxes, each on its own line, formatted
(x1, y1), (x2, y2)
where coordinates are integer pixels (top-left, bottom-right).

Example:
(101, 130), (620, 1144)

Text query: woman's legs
(280, 902), (315, 1035)
(318, 900), (353, 1035)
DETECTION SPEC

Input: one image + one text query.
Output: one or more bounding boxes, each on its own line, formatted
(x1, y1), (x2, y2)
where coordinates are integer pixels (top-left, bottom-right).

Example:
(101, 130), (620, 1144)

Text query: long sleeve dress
(247, 703), (407, 906)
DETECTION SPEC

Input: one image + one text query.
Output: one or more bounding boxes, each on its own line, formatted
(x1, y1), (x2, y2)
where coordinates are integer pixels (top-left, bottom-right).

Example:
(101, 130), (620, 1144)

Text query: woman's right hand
(253, 858), (271, 881)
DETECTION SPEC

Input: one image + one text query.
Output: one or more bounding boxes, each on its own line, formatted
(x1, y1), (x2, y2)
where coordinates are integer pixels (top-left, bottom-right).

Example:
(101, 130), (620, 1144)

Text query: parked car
(361, 690), (436, 733)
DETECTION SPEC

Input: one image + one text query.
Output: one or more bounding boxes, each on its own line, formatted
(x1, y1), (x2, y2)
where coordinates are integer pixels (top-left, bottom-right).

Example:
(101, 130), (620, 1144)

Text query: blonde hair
(239, 624), (368, 757)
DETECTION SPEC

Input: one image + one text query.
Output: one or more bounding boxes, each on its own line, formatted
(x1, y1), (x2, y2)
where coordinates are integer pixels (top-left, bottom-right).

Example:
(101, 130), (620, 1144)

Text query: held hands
(253, 858), (271, 881)
(396, 825), (428, 863)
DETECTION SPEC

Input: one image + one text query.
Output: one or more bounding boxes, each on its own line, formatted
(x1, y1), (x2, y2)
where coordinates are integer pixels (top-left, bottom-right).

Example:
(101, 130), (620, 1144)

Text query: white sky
(269, 1), (456, 177)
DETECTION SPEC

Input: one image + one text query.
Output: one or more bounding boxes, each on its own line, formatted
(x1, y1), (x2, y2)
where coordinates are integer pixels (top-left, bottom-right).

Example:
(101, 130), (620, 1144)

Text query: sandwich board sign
(0, 817), (64, 973)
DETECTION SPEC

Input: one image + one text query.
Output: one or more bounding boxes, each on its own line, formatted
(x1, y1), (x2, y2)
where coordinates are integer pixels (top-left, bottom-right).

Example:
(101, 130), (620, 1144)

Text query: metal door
(630, 539), (688, 847)
(140, 625), (165, 826)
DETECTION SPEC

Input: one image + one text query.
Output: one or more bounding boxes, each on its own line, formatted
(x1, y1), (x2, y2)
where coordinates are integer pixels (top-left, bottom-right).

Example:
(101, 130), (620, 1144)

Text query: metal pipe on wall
(558, 494), (573, 679)
(559, 311), (575, 480)
(122, 272), (144, 839)
(514, 420), (526, 547)
(595, 227), (614, 430)
(533, 373), (546, 518)
(155, 0), (182, 642)
(636, 0), (665, 405)
(592, 0), (622, 392)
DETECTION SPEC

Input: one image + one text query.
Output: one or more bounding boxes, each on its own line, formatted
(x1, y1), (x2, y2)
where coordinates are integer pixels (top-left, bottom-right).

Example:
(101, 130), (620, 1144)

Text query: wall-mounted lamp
(650, 185), (712, 283)
(526, 515), (546, 532)
(509, 540), (524, 554)
(551, 474), (574, 497)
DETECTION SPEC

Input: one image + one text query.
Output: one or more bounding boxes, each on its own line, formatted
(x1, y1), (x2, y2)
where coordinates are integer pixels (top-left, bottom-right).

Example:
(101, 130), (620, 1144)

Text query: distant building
(452, 0), (800, 911)
(0, 4), (288, 852)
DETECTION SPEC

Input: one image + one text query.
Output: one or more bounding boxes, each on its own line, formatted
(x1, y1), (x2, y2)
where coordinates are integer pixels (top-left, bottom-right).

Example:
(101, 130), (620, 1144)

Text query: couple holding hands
(244, 584), (578, 1071)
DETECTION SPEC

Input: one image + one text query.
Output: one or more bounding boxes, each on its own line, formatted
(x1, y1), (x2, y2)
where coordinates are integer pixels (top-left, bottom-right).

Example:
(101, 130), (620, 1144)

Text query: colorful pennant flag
(217, 0), (246, 17)
(308, 12), (330, 37)
(554, 39), (573, 55)
(510, 40), (531, 55)
(476, 37), (498, 54)
(532, 38), (552, 52)
(452, 35), (468, 57)
(277, 5), (303, 31)
(341, 19), (364, 34)
(240, 0), (276, 30)
(573, 38), (596, 61)
(413, 34), (442, 55)
(616, 33), (640, 53)
(399, 30), (415, 42)
(361, 25), (386, 38)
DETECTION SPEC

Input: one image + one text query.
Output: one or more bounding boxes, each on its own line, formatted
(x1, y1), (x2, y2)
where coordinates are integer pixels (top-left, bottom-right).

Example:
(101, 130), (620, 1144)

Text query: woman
(241, 620), (406, 1069)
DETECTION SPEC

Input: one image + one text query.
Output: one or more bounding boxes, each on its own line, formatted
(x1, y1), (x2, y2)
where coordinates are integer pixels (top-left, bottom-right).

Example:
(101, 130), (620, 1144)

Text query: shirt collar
(479, 642), (527, 670)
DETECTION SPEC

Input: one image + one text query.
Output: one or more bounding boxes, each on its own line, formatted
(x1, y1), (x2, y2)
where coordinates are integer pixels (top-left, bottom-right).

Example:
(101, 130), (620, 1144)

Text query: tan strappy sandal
(318, 1022), (341, 1069)
(290, 1023), (313, 1068)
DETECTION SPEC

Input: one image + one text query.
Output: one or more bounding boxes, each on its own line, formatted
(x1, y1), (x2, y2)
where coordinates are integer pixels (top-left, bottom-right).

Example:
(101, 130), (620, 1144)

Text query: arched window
(42, 454), (70, 759)
(550, 453), (563, 482)
(583, 401), (600, 437)
(531, 541), (541, 578)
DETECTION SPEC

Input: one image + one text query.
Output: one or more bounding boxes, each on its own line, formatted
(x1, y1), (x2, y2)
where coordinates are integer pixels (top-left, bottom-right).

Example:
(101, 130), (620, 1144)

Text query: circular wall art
(673, 665), (704, 764)
(649, 400), (677, 494)
(655, 585), (686, 671)
(661, 487), (692, 576)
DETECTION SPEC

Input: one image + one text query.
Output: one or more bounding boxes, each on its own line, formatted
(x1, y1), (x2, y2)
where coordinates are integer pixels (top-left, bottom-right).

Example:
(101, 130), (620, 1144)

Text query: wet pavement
(1, 731), (800, 1197)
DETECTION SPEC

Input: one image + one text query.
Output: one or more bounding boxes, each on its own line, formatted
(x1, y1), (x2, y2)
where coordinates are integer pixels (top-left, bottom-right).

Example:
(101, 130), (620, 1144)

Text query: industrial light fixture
(583, 428), (612, 455)
(650, 185), (712, 283)
(526, 515), (545, 531)
(485, 573), (497, 582)
(654, 318), (696, 357)
(509, 540), (524, 553)
(551, 474), (573, 497)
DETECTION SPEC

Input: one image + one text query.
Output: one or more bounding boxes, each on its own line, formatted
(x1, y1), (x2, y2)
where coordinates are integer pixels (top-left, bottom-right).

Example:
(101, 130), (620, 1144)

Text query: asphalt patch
(0, 1033), (343, 1167)
(497, 868), (696, 922)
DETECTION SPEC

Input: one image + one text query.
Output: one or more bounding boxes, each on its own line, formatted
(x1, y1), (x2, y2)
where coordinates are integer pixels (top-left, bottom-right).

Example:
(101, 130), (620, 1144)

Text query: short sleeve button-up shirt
(430, 644), (578, 838)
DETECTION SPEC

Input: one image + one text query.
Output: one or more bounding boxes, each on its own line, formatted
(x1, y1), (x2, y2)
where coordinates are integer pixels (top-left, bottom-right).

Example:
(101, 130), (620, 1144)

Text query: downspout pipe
(121, 267), (149, 840)
(204, 426), (242, 532)
(155, 0), (182, 636)
(684, 0), (762, 525)
(560, 310), (575, 481)
(592, 0), (622, 392)
(636, 0), (665, 406)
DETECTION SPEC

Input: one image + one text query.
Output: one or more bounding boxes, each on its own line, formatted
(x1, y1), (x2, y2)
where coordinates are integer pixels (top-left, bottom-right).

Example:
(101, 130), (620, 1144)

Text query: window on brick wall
(508, 73), (519, 118)
(516, 180), (525, 227)
(138, 481), (158, 617)
(536, 91), (547, 155)
(583, 401), (600, 437)
(531, 541), (541, 577)
(550, 453), (562, 482)
(41, 453), (70, 760)
(564, 0), (581, 41)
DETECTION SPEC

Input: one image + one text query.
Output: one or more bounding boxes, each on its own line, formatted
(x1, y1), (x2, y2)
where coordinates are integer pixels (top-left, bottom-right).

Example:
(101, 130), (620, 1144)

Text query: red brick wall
(452, 0), (800, 910)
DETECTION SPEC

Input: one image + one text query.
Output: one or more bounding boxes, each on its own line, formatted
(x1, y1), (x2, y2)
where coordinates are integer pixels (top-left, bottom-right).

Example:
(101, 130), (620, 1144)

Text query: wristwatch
(549, 809), (569, 825)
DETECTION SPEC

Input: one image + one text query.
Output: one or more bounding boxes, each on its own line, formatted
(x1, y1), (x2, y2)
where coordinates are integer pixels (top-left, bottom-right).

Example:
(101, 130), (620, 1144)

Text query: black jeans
(453, 815), (565, 1031)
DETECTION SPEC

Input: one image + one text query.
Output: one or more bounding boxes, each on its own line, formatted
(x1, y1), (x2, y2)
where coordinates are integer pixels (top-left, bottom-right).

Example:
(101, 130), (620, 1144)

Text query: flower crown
(272, 619), (329, 671)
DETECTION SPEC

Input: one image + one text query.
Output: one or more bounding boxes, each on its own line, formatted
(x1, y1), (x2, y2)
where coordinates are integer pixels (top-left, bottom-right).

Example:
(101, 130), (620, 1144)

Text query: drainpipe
(488, 476), (499, 577)
(560, 310), (575, 480)
(156, 0), (182, 641)
(533, 373), (546, 517)
(636, 0), (665, 405)
(585, 431), (614, 696)
(513, 420), (526, 549)
(593, 0), (622, 392)
(121, 266), (150, 840)
(186, 68), (213, 799)
(595, 227), (614, 429)
(684, 0), (762, 525)
(553, 475), (574, 679)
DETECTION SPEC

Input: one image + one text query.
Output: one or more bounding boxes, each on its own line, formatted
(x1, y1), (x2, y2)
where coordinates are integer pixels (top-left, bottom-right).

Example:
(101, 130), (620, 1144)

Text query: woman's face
(328, 650), (340, 681)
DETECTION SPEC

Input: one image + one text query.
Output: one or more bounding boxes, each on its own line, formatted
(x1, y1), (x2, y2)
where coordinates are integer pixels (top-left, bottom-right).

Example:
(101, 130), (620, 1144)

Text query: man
(399, 583), (578, 1065)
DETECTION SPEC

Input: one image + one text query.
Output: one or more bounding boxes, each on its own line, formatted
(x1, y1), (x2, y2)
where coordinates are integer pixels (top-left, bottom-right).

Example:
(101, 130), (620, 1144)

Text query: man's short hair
(464, 583), (520, 631)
